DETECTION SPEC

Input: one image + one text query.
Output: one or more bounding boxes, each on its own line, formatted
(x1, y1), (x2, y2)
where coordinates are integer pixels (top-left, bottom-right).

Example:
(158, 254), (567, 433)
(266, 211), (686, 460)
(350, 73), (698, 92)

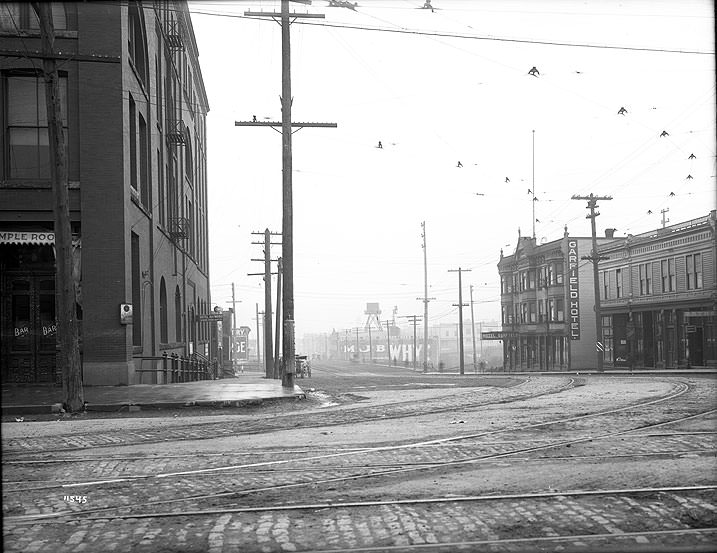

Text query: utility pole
(401, 315), (422, 370)
(449, 268), (471, 375)
(470, 284), (477, 373)
(661, 208), (670, 228)
(274, 258), (282, 378)
(419, 221), (435, 372)
(255, 303), (262, 365)
(239, 0), (336, 389)
(368, 324), (373, 362)
(382, 319), (393, 365)
(355, 327), (360, 360)
(35, 3), (83, 412)
(250, 229), (280, 378)
(532, 129), (536, 240)
(225, 283), (241, 369)
(571, 194), (612, 372)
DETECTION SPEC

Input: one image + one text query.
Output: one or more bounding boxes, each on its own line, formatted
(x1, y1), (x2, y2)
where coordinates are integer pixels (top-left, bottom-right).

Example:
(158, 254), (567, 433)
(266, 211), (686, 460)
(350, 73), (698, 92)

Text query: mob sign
(568, 239), (580, 340)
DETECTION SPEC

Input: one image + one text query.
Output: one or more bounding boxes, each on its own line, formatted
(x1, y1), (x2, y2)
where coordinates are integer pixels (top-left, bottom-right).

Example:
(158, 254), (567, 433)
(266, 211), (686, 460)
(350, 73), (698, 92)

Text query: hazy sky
(189, 0), (716, 336)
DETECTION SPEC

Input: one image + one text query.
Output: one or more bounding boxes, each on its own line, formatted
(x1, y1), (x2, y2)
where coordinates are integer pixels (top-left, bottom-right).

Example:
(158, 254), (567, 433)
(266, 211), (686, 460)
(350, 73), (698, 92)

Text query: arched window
(159, 277), (168, 343)
(174, 286), (182, 342)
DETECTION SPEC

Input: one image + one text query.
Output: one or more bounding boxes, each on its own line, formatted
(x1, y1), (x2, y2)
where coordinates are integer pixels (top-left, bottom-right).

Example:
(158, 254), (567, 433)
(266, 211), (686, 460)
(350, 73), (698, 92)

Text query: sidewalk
(1, 374), (305, 415)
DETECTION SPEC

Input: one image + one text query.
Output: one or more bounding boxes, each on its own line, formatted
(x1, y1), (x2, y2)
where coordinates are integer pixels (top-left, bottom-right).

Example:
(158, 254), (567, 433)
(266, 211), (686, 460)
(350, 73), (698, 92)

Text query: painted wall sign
(0, 231), (55, 245)
(567, 239), (580, 340)
(481, 331), (519, 340)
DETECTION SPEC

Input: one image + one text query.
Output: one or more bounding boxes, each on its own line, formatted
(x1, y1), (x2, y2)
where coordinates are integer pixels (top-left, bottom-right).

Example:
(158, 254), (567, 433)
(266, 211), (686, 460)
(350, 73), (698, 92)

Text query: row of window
(501, 262), (564, 295)
(602, 253), (704, 300)
(502, 298), (565, 326)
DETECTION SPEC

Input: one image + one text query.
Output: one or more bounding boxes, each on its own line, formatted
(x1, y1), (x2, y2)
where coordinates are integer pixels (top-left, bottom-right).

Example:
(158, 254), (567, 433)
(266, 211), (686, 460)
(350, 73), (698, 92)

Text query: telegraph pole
(401, 315), (422, 370)
(449, 268), (471, 375)
(419, 221), (435, 372)
(239, 0), (336, 389)
(470, 284), (477, 373)
(225, 283), (241, 369)
(571, 194), (612, 372)
(35, 3), (83, 411)
(250, 229), (280, 378)
(274, 258), (282, 378)
(255, 303), (261, 365)
(382, 319), (393, 365)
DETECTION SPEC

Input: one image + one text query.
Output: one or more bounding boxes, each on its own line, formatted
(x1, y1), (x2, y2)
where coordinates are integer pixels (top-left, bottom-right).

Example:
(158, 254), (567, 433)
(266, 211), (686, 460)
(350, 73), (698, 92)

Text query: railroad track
(4, 380), (713, 523)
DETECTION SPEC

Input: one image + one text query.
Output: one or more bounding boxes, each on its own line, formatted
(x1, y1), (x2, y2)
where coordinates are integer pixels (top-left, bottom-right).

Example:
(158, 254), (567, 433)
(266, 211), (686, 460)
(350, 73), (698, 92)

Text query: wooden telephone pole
(250, 229), (280, 378)
(571, 194), (612, 372)
(449, 267), (471, 375)
(35, 3), (84, 411)
(238, 0), (336, 388)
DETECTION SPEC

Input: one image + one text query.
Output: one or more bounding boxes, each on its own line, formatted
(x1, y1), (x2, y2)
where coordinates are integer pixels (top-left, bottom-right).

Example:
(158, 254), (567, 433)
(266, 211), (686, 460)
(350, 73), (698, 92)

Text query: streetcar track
(7, 484), (717, 523)
(5, 406), (713, 521)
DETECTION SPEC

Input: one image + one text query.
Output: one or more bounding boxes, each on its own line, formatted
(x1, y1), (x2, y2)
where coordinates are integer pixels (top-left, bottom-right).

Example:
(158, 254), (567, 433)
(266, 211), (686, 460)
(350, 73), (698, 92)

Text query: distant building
(0, 2), (211, 384)
(494, 213), (716, 371)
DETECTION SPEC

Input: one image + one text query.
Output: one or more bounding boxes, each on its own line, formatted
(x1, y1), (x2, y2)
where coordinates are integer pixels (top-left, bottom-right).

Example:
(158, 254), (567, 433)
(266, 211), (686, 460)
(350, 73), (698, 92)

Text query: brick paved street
(3, 364), (716, 552)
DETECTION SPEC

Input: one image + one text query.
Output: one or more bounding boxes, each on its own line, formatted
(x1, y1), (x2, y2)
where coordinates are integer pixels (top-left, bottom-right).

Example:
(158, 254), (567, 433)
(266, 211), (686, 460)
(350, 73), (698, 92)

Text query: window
(4, 72), (67, 179)
(128, 2), (147, 85)
(175, 286), (182, 342)
(528, 302), (536, 323)
(686, 253), (703, 290)
(0, 3), (67, 31)
(528, 269), (536, 290)
(639, 263), (652, 295)
(139, 114), (149, 208)
(602, 271), (609, 299)
(129, 96), (137, 192)
(556, 298), (564, 322)
(615, 268), (623, 298)
(554, 262), (564, 285)
(159, 277), (168, 343)
(661, 258), (675, 292)
(131, 233), (141, 346)
(521, 303), (528, 323)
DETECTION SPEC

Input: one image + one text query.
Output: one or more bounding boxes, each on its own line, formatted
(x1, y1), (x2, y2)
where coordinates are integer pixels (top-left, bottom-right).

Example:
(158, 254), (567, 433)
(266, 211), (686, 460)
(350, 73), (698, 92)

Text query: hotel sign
(568, 239), (580, 340)
(481, 331), (519, 340)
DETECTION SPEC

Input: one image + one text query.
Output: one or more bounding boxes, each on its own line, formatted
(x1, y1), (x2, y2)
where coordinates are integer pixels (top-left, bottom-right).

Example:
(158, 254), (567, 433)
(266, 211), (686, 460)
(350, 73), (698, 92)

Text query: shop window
(4, 72), (68, 180)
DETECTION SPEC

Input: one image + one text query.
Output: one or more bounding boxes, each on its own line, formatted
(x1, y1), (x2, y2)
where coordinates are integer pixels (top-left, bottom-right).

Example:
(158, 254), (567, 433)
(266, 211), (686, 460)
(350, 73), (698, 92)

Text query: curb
(2, 393), (306, 416)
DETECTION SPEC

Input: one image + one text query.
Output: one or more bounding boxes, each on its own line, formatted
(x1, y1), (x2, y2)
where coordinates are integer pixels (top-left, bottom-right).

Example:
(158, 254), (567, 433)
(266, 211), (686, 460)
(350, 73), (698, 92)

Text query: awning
(0, 231), (55, 245)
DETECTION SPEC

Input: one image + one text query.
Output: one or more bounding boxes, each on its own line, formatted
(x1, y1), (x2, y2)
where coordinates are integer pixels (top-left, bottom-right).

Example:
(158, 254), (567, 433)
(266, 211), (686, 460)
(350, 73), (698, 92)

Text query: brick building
(0, 2), (211, 384)
(495, 228), (615, 371)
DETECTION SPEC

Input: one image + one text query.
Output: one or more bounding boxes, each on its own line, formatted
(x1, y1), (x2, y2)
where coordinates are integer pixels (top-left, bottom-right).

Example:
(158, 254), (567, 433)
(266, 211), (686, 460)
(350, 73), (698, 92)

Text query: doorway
(1, 274), (58, 383)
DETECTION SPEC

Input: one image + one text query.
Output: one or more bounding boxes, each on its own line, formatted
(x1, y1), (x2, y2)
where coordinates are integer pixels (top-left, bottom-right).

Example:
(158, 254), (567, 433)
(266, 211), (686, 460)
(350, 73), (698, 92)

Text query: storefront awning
(0, 231), (55, 245)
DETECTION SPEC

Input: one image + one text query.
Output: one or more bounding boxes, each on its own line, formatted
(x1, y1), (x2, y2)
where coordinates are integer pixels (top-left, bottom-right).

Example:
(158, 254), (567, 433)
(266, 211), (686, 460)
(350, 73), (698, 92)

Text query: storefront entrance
(1, 273), (58, 384)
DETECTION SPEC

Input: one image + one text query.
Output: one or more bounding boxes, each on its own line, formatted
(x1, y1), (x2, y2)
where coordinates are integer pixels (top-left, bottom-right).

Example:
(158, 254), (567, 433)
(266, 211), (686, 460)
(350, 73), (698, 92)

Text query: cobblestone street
(3, 364), (716, 552)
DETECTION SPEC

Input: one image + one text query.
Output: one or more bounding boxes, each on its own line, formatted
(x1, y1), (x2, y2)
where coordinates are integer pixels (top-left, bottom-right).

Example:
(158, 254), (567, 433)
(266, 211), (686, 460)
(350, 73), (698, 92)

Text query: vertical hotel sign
(568, 239), (580, 340)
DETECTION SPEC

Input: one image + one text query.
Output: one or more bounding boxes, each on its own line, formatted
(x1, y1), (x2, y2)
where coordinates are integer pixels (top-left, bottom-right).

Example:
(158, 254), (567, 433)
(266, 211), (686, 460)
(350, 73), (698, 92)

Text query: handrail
(133, 353), (217, 384)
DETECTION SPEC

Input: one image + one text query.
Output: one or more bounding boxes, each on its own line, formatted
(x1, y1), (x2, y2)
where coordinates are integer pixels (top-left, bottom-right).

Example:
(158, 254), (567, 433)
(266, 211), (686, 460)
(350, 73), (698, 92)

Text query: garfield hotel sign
(568, 239), (581, 340)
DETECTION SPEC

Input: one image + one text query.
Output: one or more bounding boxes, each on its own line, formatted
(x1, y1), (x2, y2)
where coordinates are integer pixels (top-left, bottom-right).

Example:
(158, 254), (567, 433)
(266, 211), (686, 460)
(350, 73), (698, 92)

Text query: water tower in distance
(364, 302), (382, 330)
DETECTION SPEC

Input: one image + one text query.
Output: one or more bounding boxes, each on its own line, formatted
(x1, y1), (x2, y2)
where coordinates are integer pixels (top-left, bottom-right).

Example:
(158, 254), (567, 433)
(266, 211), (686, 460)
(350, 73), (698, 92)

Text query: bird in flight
(660, 130), (669, 137)
(377, 141), (383, 149)
(647, 210), (653, 214)
(617, 107), (628, 115)
(669, 191), (675, 196)
(686, 174), (693, 180)
(457, 161), (463, 168)
(528, 66), (540, 77)
(688, 153), (696, 159)
(505, 177), (510, 183)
